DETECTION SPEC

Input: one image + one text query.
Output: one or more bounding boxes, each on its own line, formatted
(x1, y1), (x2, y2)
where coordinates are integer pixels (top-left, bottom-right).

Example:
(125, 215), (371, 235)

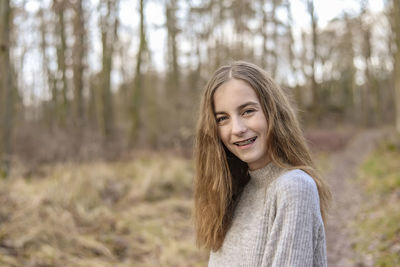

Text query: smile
(234, 137), (257, 146)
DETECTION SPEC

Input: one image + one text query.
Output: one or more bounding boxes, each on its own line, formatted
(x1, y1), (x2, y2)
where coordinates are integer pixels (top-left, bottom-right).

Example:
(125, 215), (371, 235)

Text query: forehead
(213, 79), (259, 111)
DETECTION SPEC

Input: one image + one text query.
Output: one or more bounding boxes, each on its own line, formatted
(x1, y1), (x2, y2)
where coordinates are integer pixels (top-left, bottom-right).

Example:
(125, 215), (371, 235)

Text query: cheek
(217, 127), (230, 145)
(255, 114), (269, 133)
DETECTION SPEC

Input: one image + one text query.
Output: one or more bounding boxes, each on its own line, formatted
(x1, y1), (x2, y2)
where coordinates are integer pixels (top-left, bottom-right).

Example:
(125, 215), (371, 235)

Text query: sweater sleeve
(261, 170), (326, 267)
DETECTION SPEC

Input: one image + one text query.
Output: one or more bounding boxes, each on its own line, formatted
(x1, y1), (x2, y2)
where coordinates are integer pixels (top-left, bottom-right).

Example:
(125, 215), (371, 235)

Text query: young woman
(193, 61), (331, 266)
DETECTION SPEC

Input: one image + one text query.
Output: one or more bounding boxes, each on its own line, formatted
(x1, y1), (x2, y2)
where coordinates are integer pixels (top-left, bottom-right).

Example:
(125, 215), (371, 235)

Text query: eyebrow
(214, 101), (259, 115)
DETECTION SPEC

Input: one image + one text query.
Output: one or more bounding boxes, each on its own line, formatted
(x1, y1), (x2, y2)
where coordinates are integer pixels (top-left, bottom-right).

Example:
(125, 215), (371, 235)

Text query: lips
(233, 136), (257, 146)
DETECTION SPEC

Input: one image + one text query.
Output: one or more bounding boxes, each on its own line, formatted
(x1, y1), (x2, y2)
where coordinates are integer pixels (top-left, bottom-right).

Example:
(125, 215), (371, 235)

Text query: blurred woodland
(0, 0), (399, 174)
(0, 0), (400, 266)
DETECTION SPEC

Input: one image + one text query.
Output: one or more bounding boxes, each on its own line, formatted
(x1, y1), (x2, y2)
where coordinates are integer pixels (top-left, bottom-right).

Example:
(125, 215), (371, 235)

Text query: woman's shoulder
(272, 169), (320, 204)
(274, 169), (317, 190)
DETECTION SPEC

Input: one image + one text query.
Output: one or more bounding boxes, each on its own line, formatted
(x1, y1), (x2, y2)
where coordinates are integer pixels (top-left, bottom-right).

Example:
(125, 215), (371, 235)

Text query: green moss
(354, 139), (400, 265)
(360, 140), (400, 195)
(375, 253), (400, 267)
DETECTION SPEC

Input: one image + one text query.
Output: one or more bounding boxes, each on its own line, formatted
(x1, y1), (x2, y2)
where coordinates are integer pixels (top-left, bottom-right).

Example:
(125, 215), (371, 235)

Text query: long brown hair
(193, 61), (331, 251)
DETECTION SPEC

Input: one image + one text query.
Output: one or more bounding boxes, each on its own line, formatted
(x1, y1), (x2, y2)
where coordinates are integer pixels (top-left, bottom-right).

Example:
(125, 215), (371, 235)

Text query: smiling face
(213, 79), (270, 171)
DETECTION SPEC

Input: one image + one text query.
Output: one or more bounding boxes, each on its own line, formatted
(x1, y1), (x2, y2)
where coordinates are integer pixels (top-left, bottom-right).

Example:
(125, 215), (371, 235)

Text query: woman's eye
(216, 116), (228, 124)
(243, 109), (255, 116)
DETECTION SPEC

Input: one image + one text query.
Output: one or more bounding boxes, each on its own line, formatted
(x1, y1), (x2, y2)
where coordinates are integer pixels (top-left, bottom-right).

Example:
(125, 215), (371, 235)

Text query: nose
(231, 116), (247, 136)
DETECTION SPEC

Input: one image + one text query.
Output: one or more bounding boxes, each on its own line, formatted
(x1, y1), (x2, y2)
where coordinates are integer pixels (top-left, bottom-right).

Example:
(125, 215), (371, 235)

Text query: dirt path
(325, 129), (386, 266)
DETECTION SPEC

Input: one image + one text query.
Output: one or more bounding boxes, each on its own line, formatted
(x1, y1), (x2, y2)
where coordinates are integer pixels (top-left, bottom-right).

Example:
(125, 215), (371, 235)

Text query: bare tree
(343, 14), (357, 120)
(307, 0), (320, 118)
(165, 0), (181, 140)
(72, 0), (87, 126)
(360, 1), (381, 126)
(166, 0), (180, 93)
(259, 0), (268, 69)
(285, 0), (296, 77)
(394, 0), (400, 133)
(270, 0), (280, 78)
(53, 0), (69, 125)
(38, 3), (58, 126)
(99, 0), (119, 139)
(0, 0), (14, 176)
(131, 0), (149, 144)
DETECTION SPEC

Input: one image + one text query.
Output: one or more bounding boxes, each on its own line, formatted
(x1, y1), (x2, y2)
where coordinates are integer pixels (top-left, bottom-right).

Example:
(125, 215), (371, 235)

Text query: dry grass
(0, 128), (352, 267)
(0, 154), (208, 266)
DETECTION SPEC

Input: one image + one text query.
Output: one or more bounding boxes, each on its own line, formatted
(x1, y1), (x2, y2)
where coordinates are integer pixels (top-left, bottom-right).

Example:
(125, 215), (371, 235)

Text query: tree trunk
(165, 0), (181, 142)
(73, 0), (86, 126)
(286, 1), (295, 74)
(54, 0), (69, 125)
(0, 0), (14, 176)
(131, 0), (148, 144)
(271, 0), (278, 78)
(362, 25), (374, 126)
(88, 73), (100, 129)
(99, 0), (119, 139)
(343, 14), (356, 121)
(308, 0), (320, 119)
(166, 0), (180, 93)
(394, 0), (400, 133)
(39, 4), (57, 127)
(260, 0), (268, 69)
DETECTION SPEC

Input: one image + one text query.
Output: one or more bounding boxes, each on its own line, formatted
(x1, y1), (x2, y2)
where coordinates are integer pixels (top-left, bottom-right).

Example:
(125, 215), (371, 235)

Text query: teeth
(238, 140), (252, 145)
(235, 137), (256, 146)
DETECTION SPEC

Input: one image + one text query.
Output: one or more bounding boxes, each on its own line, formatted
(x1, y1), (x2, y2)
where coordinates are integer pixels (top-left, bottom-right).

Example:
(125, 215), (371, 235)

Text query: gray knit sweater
(208, 163), (327, 267)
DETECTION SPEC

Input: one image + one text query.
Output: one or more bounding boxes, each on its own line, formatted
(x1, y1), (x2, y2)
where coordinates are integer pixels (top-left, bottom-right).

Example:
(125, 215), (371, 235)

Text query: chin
(237, 155), (259, 165)
(240, 153), (268, 167)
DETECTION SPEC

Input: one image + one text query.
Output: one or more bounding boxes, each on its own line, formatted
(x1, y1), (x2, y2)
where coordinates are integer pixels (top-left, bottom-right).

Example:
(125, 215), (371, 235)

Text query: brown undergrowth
(0, 155), (208, 266)
(0, 127), (355, 266)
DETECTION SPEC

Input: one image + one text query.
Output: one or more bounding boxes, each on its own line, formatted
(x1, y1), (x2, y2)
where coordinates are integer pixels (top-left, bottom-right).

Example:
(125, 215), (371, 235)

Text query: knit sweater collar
(248, 162), (283, 187)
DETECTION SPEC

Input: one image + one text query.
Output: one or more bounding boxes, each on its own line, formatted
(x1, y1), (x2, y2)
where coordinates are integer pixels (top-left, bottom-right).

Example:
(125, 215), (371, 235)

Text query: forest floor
(0, 127), (397, 266)
(322, 128), (391, 266)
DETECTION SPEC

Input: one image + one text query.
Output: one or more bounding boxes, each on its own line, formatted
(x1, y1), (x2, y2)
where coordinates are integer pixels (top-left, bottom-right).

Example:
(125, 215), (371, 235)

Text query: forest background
(0, 0), (399, 266)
